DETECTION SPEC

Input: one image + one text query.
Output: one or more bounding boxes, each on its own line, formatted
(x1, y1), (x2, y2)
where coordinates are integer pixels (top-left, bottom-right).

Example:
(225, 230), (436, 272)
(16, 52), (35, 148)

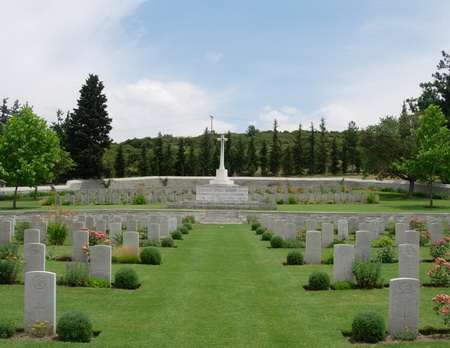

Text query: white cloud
(206, 51), (224, 63)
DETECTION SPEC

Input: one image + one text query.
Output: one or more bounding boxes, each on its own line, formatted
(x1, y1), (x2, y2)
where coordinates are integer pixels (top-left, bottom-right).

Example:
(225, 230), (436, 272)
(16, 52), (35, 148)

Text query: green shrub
(0, 243), (19, 259)
(183, 223), (193, 230)
(255, 226), (266, 235)
(261, 231), (273, 241)
(287, 196), (298, 204)
(112, 246), (140, 264)
(56, 310), (93, 342)
(171, 230), (183, 240)
(270, 236), (285, 248)
(375, 245), (395, 263)
(0, 258), (22, 284)
(47, 221), (69, 245)
(308, 271), (330, 290)
(133, 193), (147, 205)
(373, 236), (394, 247)
(330, 280), (354, 290)
(59, 262), (90, 287)
(0, 318), (15, 338)
(327, 240), (346, 248)
(366, 192), (377, 204)
(251, 222), (261, 230)
(351, 310), (386, 343)
(140, 247), (162, 265)
(161, 236), (174, 248)
(352, 260), (383, 289)
(284, 238), (304, 248)
(140, 239), (160, 247)
(14, 222), (31, 244)
(276, 199), (284, 205)
(88, 278), (110, 288)
(286, 250), (304, 265)
(379, 187), (394, 192)
(182, 215), (195, 224)
(178, 226), (189, 234)
(114, 267), (139, 289)
(321, 253), (334, 265)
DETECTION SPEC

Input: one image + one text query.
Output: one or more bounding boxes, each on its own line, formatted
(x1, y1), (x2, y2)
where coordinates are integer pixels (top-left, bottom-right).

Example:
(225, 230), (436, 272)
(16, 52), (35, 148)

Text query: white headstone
(398, 244), (419, 279)
(321, 223), (334, 247)
(355, 231), (372, 262)
(123, 231), (139, 258)
(274, 219), (285, 237)
(24, 243), (46, 273)
(306, 219), (318, 232)
(127, 219), (138, 232)
(395, 222), (408, 246)
(333, 244), (355, 282)
(90, 245), (111, 283)
(85, 216), (95, 229)
(404, 230), (420, 246)
(72, 230), (89, 262)
(96, 219), (107, 234)
(430, 222), (443, 243)
(148, 223), (160, 241)
(24, 271), (56, 334)
(0, 220), (12, 243)
(389, 278), (420, 336)
(284, 223), (297, 240)
(159, 218), (170, 237)
(35, 221), (48, 245)
(337, 219), (349, 240)
(109, 222), (122, 246)
(24, 229), (40, 245)
(305, 231), (321, 264)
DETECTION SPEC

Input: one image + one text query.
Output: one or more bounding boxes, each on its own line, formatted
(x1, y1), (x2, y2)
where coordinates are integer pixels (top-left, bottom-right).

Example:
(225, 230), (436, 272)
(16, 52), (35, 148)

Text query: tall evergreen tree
(175, 138), (186, 176)
(269, 119), (281, 175)
(162, 142), (174, 175)
(224, 131), (234, 175)
(316, 117), (328, 174)
(260, 139), (268, 176)
(341, 121), (360, 174)
(247, 135), (258, 176)
(153, 132), (164, 175)
(307, 122), (316, 175)
(199, 128), (213, 175)
(185, 139), (198, 176)
(293, 124), (304, 176)
(139, 141), (151, 176)
(234, 136), (247, 176)
(281, 145), (294, 176)
(114, 144), (126, 178)
(64, 74), (112, 178)
(329, 136), (339, 175)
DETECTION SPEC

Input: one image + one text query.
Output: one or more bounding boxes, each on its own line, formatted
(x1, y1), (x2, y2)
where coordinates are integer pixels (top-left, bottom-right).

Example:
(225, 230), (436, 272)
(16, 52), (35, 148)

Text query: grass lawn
(1, 224), (449, 347)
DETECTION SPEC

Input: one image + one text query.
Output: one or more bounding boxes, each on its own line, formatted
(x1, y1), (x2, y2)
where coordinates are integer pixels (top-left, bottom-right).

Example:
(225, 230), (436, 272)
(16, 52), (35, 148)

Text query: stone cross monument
(209, 134), (234, 185)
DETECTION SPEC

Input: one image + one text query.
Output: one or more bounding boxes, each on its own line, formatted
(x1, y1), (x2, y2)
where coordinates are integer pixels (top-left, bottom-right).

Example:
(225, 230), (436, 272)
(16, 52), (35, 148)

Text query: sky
(1, 0), (450, 143)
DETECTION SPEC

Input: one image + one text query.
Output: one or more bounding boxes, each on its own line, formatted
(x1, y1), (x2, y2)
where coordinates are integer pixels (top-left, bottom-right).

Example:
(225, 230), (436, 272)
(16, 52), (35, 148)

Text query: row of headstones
(249, 185), (352, 195)
(252, 193), (374, 204)
(260, 215), (445, 245)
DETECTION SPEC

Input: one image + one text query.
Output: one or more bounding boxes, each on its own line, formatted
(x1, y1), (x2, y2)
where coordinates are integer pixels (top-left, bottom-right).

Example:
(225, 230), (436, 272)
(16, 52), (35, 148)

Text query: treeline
(103, 119), (361, 179)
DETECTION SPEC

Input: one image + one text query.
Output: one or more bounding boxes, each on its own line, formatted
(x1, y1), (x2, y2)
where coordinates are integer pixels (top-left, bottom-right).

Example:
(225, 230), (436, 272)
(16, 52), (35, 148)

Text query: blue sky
(1, 1), (450, 142)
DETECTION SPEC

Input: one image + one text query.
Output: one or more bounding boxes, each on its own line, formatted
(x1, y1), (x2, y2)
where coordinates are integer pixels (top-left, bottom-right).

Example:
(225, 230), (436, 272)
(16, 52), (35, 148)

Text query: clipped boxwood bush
(178, 226), (189, 235)
(251, 222), (261, 230)
(308, 271), (330, 290)
(270, 236), (285, 248)
(114, 267), (139, 289)
(171, 230), (183, 240)
(183, 223), (193, 230)
(161, 237), (174, 248)
(286, 250), (304, 265)
(351, 310), (386, 343)
(56, 310), (93, 342)
(255, 226), (266, 235)
(140, 246), (161, 265)
(261, 231), (273, 241)
(0, 318), (15, 339)
(330, 280), (354, 290)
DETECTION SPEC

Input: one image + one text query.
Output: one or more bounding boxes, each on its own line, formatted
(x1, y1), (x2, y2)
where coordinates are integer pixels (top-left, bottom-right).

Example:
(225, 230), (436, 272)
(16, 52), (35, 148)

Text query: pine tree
(260, 139), (268, 176)
(330, 136), (339, 175)
(316, 117), (328, 174)
(234, 136), (247, 176)
(199, 128), (213, 175)
(281, 145), (294, 176)
(153, 132), (164, 175)
(64, 74), (112, 178)
(185, 139), (198, 176)
(247, 135), (258, 176)
(175, 138), (186, 176)
(114, 145), (126, 178)
(269, 119), (281, 175)
(139, 142), (151, 176)
(307, 122), (316, 175)
(293, 124), (304, 176)
(162, 142), (174, 175)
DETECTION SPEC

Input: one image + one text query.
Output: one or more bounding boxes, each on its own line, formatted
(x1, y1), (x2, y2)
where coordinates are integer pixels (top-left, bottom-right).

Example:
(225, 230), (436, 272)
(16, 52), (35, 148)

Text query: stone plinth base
(196, 184), (248, 203)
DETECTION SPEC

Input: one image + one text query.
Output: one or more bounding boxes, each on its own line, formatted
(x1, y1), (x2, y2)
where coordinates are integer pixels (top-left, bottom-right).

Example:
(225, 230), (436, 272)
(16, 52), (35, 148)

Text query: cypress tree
(175, 138), (186, 176)
(114, 145), (126, 178)
(260, 139), (268, 176)
(293, 124), (304, 176)
(269, 119), (281, 175)
(330, 136), (339, 175)
(307, 122), (316, 175)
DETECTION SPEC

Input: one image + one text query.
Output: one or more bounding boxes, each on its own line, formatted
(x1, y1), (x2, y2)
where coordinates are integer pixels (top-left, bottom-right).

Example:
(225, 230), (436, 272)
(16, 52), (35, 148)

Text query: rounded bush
(251, 222), (261, 230)
(178, 226), (189, 234)
(56, 310), (93, 342)
(183, 223), (193, 230)
(261, 231), (273, 241)
(171, 230), (183, 240)
(286, 250), (304, 265)
(114, 267), (139, 289)
(161, 236), (174, 248)
(255, 226), (266, 235)
(270, 236), (285, 248)
(140, 246), (162, 265)
(0, 318), (15, 339)
(351, 310), (386, 343)
(308, 271), (330, 290)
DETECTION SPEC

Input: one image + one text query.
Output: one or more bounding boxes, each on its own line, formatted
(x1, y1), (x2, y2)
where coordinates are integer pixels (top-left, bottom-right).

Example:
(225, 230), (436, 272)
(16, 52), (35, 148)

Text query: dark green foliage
(276, 199), (284, 205)
(261, 231), (273, 241)
(140, 247), (162, 265)
(199, 128), (213, 175)
(308, 271), (331, 290)
(140, 239), (160, 247)
(0, 318), (15, 338)
(171, 230), (183, 240)
(0, 243), (19, 259)
(373, 236), (394, 247)
(255, 226), (266, 235)
(56, 310), (93, 342)
(316, 117), (328, 175)
(114, 267), (139, 289)
(0, 244), (22, 284)
(251, 222), (261, 230)
(64, 74), (112, 179)
(329, 136), (339, 175)
(59, 262), (90, 287)
(234, 136), (247, 175)
(375, 245), (395, 263)
(307, 122), (316, 175)
(161, 236), (175, 248)
(287, 196), (298, 204)
(183, 222), (193, 230)
(327, 240), (346, 248)
(14, 221), (31, 244)
(321, 253), (334, 265)
(47, 222), (68, 245)
(286, 250), (304, 265)
(247, 135), (258, 176)
(366, 192), (376, 204)
(175, 137), (186, 176)
(269, 119), (281, 175)
(182, 215), (196, 224)
(352, 260), (383, 289)
(178, 226), (189, 234)
(259, 139), (268, 176)
(133, 194), (146, 205)
(115, 144), (126, 178)
(270, 236), (285, 248)
(351, 310), (386, 343)
(284, 239), (304, 248)
(281, 144), (294, 176)
(330, 280), (355, 290)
